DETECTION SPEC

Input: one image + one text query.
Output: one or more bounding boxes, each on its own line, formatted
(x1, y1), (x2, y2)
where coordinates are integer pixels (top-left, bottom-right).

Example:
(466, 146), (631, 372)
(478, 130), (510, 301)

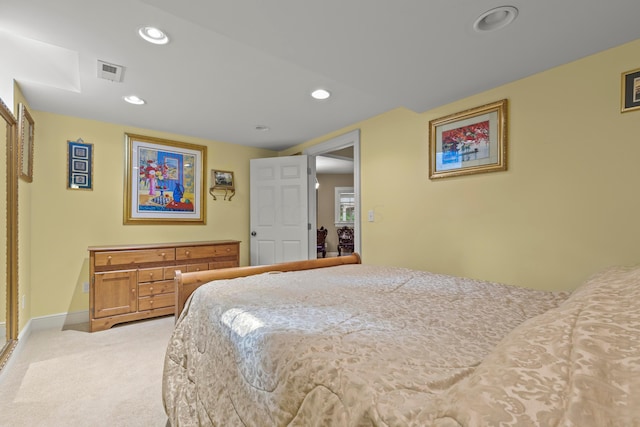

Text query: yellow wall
(285, 38), (640, 291)
(15, 37), (640, 326)
(27, 112), (275, 319)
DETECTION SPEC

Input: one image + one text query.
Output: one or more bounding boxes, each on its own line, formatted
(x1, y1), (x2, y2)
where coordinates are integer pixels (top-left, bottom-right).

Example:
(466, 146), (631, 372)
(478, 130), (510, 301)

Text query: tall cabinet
(88, 240), (240, 332)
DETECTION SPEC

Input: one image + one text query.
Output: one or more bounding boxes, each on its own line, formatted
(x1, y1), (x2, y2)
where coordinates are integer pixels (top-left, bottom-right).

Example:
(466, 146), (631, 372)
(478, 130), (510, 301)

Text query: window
(335, 187), (355, 225)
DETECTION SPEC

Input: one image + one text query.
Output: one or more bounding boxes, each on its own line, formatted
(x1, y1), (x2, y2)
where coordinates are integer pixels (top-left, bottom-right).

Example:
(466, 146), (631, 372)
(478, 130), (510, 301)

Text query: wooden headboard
(174, 253), (361, 319)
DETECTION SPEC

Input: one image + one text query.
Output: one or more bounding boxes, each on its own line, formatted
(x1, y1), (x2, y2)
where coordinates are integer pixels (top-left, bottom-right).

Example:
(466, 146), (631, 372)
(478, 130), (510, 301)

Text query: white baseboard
(0, 310), (89, 383)
(16, 310), (89, 346)
(28, 310), (89, 331)
(17, 310), (88, 342)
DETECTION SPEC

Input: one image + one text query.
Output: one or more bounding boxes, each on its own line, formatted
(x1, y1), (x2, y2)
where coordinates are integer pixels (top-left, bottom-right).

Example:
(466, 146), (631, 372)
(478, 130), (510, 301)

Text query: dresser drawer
(211, 244), (239, 257)
(138, 267), (164, 283)
(95, 249), (176, 267)
(164, 265), (186, 280)
(138, 293), (174, 311)
(176, 244), (238, 260)
(138, 280), (174, 297)
(209, 260), (239, 269)
(176, 245), (214, 260)
(186, 263), (209, 273)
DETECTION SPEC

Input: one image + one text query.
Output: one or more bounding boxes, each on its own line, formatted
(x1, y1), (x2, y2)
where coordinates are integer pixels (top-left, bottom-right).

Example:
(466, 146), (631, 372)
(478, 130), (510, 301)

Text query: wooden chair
(336, 226), (354, 256)
(317, 227), (328, 258)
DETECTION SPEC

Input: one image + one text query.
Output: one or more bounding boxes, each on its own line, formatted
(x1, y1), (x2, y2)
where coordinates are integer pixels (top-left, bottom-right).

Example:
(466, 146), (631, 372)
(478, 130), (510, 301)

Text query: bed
(163, 255), (640, 426)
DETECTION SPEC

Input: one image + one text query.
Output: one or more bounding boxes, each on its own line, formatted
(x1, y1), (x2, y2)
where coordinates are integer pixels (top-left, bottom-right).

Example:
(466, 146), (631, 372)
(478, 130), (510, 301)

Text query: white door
(250, 156), (309, 266)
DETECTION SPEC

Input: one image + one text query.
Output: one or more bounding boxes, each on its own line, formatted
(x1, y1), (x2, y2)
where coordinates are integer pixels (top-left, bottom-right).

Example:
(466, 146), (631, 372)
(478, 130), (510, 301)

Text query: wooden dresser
(88, 240), (240, 332)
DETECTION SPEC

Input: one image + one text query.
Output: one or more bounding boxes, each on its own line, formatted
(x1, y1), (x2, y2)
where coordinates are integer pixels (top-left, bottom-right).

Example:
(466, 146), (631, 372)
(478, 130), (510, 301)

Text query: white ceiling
(316, 155), (354, 175)
(2, 0), (639, 151)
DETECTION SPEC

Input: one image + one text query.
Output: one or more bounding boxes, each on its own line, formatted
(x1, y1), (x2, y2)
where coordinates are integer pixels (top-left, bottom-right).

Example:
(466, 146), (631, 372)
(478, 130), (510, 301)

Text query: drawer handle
(149, 272), (154, 278)
(160, 252), (166, 258)
(131, 289), (136, 294)
(149, 287), (154, 292)
(149, 300), (154, 306)
(185, 250), (190, 256)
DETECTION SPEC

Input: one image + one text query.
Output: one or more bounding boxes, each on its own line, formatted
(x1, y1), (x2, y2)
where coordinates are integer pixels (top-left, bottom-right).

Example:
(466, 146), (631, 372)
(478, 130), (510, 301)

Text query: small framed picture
(212, 170), (235, 189)
(210, 170), (235, 201)
(429, 99), (508, 179)
(67, 139), (93, 190)
(621, 67), (640, 113)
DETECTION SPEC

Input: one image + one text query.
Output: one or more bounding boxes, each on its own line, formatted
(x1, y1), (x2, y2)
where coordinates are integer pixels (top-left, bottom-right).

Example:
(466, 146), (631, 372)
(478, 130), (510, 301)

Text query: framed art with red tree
(429, 99), (508, 179)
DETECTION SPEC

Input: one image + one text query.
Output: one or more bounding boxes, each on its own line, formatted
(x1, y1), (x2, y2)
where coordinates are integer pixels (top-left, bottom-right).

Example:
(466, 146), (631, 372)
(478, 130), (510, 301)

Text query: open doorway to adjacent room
(305, 130), (360, 259)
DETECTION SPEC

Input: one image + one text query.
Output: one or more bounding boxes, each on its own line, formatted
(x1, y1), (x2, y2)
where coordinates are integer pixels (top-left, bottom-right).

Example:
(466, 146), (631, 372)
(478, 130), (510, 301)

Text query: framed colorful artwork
(429, 99), (508, 179)
(18, 103), (35, 182)
(621, 67), (640, 113)
(67, 138), (93, 190)
(124, 133), (207, 224)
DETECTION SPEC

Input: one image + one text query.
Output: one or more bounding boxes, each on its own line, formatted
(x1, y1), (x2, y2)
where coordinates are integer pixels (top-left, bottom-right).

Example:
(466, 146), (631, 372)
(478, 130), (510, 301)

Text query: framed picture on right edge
(621, 67), (640, 113)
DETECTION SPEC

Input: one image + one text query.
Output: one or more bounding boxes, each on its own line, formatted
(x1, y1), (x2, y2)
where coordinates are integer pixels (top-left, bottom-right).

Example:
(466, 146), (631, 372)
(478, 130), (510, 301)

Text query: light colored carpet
(0, 316), (174, 427)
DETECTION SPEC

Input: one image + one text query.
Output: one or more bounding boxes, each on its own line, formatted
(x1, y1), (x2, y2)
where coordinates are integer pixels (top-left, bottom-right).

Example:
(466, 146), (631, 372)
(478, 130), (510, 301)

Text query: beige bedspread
(163, 264), (568, 426)
(427, 264), (640, 427)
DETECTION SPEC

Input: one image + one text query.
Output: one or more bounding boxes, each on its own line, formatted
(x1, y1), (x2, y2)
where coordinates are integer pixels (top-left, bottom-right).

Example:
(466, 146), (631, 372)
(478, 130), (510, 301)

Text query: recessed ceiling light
(255, 125), (270, 131)
(138, 26), (169, 45)
(311, 89), (331, 100)
(473, 6), (518, 32)
(123, 95), (146, 105)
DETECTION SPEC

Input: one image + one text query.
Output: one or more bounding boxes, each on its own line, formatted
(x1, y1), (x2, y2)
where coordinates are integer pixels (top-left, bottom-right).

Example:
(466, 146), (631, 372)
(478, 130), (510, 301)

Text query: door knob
(251, 231), (257, 236)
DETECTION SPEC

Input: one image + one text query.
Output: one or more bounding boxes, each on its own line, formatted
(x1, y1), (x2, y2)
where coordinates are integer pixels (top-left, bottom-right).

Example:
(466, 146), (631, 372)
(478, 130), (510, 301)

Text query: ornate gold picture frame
(429, 99), (508, 179)
(124, 133), (207, 224)
(17, 103), (34, 182)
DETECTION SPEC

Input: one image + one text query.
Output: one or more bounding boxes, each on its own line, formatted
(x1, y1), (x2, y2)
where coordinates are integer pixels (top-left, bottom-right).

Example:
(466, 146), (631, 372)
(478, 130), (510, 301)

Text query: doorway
(305, 129), (361, 258)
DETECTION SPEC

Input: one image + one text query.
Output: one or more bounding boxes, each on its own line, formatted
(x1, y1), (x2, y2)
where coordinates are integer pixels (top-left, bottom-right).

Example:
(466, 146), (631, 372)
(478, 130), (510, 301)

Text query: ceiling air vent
(97, 60), (124, 82)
